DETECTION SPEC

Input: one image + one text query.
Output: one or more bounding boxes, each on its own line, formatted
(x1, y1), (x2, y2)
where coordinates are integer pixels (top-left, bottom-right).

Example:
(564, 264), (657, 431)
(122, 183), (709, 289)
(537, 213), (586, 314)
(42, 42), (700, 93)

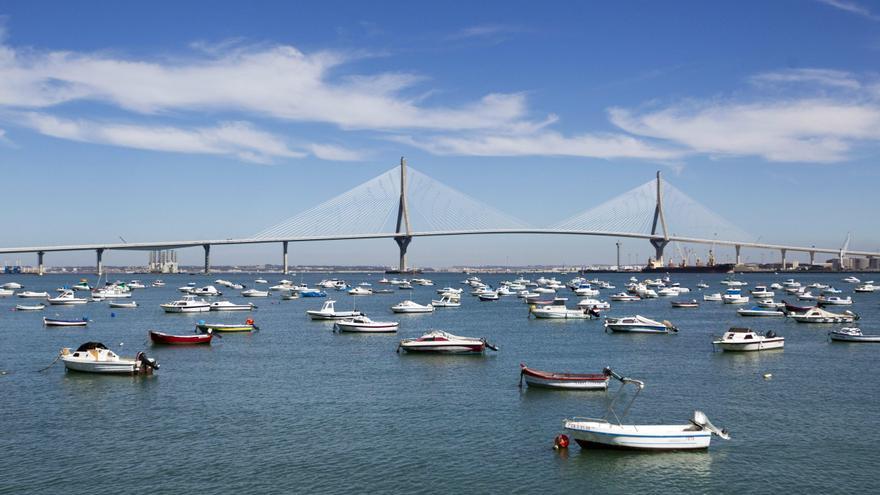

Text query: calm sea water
(1, 272), (878, 494)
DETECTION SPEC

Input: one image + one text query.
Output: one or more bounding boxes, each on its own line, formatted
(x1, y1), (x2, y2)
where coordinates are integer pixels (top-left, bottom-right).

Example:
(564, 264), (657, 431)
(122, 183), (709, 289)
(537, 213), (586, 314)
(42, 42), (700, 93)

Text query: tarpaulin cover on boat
(75, 342), (108, 352)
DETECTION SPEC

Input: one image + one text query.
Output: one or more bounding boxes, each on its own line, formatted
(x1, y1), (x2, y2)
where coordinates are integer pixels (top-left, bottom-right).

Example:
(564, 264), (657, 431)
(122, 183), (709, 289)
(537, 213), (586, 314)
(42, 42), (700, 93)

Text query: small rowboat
(519, 364), (609, 390)
(149, 330), (215, 345)
(109, 301), (138, 309)
(16, 303), (45, 311)
(43, 317), (88, 327)
(334, 316), (399, 333)
(196, 318), (258, 333)
(670, 300), (699, 308)
(829, 327), (880, 343)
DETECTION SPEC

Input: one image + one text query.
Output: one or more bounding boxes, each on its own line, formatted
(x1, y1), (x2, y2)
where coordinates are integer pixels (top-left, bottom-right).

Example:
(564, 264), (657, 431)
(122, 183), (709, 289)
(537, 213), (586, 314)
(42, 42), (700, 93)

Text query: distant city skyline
(1, 0), (879, 268)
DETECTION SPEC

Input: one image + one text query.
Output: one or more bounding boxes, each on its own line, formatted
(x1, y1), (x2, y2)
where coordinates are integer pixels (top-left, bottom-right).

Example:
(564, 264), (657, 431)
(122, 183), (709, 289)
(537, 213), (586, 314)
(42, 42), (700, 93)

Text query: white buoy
(763, 373), (772, 380)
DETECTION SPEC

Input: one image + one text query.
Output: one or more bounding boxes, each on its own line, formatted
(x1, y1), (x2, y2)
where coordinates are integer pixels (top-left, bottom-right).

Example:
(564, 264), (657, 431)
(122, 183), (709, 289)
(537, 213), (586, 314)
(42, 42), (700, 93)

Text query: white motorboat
(576, 298), (610, 310)
(18, 291), (49, 298)
(152, 280), (166, 287)
(478, 291), (500, 301)
(770, 283), (783, 290)
(829, 327), (880, 343)
(755, 299), (785, 309)
(60, 342), (158, 374)
(604, 315), (677, 333)
(782, 279), (801, 288)
(722, 289), (749, 304)
(108, 301), (138, 309)
(713, 327), (784, 351)
(431, 295), (461, 307)
(696, 282), (710, 289)
(47, 289), (89, 305)
(436, 287), (463, 295)
(241, 289), (269, 297)
(348, 286), (373, 296)
(71, 280), (92, 291)
(843, 276), (861, 284)
(255, 278), (268, 284)
(610, 292), (640, 302)
(854, 282), (877, 293)
(128, 280), (146, 289)
(818, 296), (852, 306)
(657, 288), (678, 297)
(390, 300), (434, 314)
(0, 288), (13, 297)
(269, 283), (293, 291)
(789, 307), (858, 324)
(190, 285), (222, 296)
(93, 285), (132, 299)
(210, 301), (255, 311)
(737, 306), (784, 317)
(703, 293), (722, 302)
(2, 282), (23, 289)
(412, 278), (434, 286)
(797, 292), (818, 301)
(750, 286), (775, 299)
(160, 295), (211, 313)
(397, 330), (497, 354)
(334, 316), (399, 333)
(15, 303), (45, 311)
(307, 300), (364, 320)
(563, 368), (729, 450)
(530, 298), (590, 319)
(281, 292), (300, 300)
(638, 288), (658, 299)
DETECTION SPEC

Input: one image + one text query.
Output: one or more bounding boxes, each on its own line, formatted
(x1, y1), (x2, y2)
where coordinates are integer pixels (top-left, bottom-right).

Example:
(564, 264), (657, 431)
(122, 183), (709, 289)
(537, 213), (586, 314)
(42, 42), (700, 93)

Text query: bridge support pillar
(809, 251), (816, 266)
(96, 248), (104, 276)
(395, 236), (412, 272)
(780, 249), (787, 271)
(650, 239), (669, 266)
(37, 251), (45, 276)
(282, 241), (289, 274)
(203, 244), (211, 274)
(735, 245), (742, 266)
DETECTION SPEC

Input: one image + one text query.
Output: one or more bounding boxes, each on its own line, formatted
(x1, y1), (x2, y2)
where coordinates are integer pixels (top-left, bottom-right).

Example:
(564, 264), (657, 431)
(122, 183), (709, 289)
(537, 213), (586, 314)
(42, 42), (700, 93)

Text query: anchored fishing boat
(604, 315), (677, 333)
(43, 317), (88, 327)
(60, 342), (158, 374)
(563, 368), (729, 450)
(829, 327), (880, 343)
(334, 316), (399, 333)
(712, 327), (784, 351)
(397, 330), (497, 354)
(519, 364), (609, 390)
(196, 318), (259, 333)
(149, 329), (215, 345)
(307, 300), (364, 320)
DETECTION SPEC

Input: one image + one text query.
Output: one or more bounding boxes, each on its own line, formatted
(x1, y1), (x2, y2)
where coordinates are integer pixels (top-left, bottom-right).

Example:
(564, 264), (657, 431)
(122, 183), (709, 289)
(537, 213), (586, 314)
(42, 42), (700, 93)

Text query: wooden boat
(519, 364), (609, 390)
(60, 342), (158, 374)
(712, 327), (784, 351)
(397, 330), (497, 354)
(149, 330), (214, 345)
(828, 327), (880, 343)
(196, 318), (258, 333)
(670, 299), (699, 308)
(15, 303), (45, 311)
(43, 317), (88, 327)
(334, 316), (399, 333)
(109, 301), (138, 309)
(563, 368), (729, 450)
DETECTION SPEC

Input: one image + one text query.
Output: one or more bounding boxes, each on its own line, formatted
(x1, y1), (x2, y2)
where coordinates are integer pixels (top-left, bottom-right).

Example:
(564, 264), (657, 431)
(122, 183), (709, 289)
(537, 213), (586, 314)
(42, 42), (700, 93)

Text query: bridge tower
(394, 156), (413, 273)
(649, 171), (670, 266)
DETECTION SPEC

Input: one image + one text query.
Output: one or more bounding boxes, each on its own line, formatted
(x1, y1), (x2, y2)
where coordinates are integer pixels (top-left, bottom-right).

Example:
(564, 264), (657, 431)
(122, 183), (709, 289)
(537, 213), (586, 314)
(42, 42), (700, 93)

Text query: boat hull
(564, 420), (712, 450)
(150, 331), (213, 345)
(521, 367), (608, 390)
(196, 324), (255, 333)
(829, 333), (880, 342)
(161, 305), (210, 313)
(62, 359), (138, 374)
(335, 322), (399, 333)
(714, 339), (784, 351)
(605, 325), (668, 333)
(43, 318), (88, 327)
(399, 343), (484, 353)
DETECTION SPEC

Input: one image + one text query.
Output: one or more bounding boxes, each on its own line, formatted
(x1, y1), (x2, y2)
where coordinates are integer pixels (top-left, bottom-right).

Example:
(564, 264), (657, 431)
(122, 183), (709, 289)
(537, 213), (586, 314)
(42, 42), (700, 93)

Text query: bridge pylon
(649, 171), (670, 266)
(393, 156), (413, 273)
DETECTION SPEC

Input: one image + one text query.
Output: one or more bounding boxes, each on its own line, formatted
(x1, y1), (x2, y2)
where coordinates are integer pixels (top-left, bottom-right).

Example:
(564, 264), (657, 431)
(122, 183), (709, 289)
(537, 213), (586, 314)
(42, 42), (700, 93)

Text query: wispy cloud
(308, 143), (367, 161)
(816, 0), (880, 20)
(749, 68), (861, 90)
(445, 24), (526, 42)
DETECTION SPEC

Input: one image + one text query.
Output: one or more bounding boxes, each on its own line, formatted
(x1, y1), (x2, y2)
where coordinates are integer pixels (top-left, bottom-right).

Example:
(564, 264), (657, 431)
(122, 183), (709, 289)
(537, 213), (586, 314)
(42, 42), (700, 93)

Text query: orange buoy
(246, 318), (254, 325)
(554, 434), (570, 450)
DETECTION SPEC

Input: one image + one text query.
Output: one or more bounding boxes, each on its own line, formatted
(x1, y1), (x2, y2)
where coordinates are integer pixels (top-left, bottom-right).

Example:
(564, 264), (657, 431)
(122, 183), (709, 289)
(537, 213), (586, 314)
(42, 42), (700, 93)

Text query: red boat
(782, 300), (813, 314)
(149, 330), (214, 345)
(519, 364), (609, 390)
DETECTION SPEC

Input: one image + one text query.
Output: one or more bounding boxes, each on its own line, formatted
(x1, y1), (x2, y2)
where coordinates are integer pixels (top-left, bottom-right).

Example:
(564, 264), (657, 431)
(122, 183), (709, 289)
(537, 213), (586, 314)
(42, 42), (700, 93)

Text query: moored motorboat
(789, 307), (858, 324)
(299, 289), (327, 297)
(519, 364), (609, 390)
(160, 295), (211, 313)
(43, 317), (89, 327)
(60, 342), (158, 374)
(737, 306), (784, 317)
(431, 294), (461, 307)
(712, 327), (784, 351)
(16, 303), (45, 311)
(610, 292), (640, 302)
(18, 290), (49, 298)
(108, 301), (138, 309)
(348, 286), (373, 296)
(397, 330), (497, 354)
(530, 297), (591, 319)
(854, 282), (877, 293)
(670, 299), (699, 308)
(307, 300), (364, 320)
(334, 316), (399, 333)
(604, 315), (677, 333)
(817, 296), (852, 306)
(722, 289), (749, 304)
(210, 300), (256, 311)
(563, 368), (729, 450)
(47, 289), (89, 305)
(149, 329), (214, 345)
(828, 327), (880, 343)
(703, 293), (722, 302)
(241, 289), (270, 297)
(391, 300), (434, 314)
(191, 285), (222, 297)
(196, 318), (259, 333)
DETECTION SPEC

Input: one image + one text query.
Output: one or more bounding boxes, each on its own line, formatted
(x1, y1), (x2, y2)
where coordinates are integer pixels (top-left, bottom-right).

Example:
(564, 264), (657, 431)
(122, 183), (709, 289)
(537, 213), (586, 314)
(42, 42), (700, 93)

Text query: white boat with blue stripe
(563, 368), (729, 450)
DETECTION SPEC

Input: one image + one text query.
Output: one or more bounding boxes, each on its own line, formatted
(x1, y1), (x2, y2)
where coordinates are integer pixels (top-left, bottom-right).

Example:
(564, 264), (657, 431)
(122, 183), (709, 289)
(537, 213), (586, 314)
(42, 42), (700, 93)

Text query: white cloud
(750, 68), (861, 90)
(609, 99), (880, 163)
(308, 143), (366, 161)
(18, 113), (305, 163)
(816, 0), (880, 20)
(392, 131), (682, 160)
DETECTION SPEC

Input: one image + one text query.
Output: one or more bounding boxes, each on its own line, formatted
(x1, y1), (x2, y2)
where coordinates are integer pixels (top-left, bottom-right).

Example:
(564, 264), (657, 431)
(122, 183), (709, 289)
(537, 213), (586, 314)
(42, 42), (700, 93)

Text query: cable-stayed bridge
(1, 158), (875, 274)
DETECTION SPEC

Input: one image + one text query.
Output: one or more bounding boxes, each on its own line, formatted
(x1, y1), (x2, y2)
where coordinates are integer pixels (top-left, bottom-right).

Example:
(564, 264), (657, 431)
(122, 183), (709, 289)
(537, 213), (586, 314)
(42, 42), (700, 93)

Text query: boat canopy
(75, 342), (109, 352)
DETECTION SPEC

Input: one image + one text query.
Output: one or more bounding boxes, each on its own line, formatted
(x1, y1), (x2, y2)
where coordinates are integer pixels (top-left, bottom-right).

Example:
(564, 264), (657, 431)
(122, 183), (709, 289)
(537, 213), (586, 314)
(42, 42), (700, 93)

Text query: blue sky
(1, 0), (879, 268)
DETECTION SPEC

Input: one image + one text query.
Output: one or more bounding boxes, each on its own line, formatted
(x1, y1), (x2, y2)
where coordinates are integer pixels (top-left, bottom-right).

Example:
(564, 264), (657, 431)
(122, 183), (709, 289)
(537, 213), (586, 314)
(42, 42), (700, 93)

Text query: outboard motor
(136, 352), (159, 373)
(691, 410), (730, 440)
(766, 330), (776, 338)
